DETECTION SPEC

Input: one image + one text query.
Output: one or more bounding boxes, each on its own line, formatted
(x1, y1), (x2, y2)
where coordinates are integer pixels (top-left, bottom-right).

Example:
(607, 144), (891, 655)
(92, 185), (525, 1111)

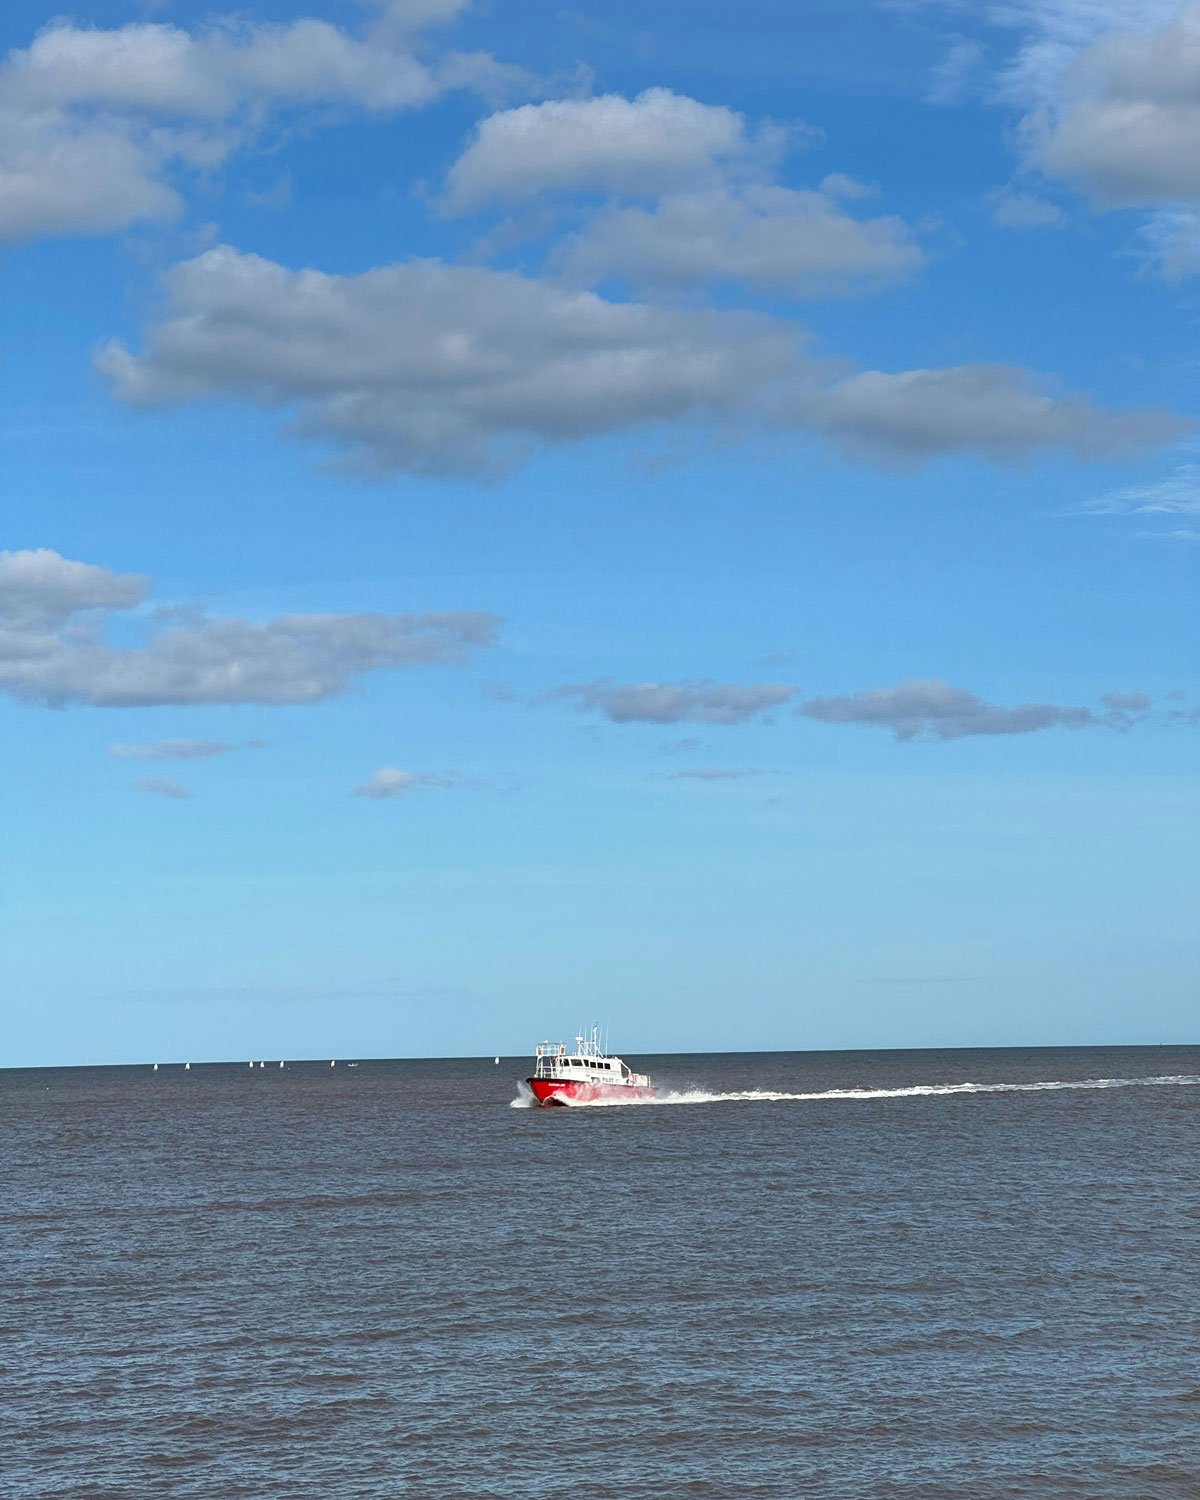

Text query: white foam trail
(509, 1081), (538, 1109)
(524, 1074), (1200, 1109)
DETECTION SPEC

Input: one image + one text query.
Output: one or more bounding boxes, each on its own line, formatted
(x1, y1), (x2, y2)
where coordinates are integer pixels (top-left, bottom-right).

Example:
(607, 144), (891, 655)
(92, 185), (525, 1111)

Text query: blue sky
(2, 0), (1197, 1066)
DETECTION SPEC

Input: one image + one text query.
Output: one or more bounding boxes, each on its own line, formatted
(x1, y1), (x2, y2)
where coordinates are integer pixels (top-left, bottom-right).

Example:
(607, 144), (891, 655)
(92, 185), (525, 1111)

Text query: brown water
(6, 1046), (1200, 1497)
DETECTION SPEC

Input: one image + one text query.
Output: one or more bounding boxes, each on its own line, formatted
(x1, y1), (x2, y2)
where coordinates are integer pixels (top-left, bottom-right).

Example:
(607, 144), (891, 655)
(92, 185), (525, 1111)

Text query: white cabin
(531, 1026), (650, 1089)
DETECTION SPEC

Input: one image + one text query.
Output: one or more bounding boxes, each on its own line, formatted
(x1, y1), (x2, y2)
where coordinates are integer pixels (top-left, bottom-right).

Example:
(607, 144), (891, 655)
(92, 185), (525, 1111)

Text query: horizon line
(5, 1038), (1198, 1073)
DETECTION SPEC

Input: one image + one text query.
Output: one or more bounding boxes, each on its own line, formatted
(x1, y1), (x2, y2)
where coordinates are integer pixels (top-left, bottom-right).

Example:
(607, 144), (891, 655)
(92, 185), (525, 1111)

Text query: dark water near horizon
(5, 1045), (1200, 1498)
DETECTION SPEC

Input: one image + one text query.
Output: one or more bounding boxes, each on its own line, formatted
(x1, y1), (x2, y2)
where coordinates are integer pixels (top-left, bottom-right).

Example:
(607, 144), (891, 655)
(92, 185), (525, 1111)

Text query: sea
(6, 1045), (1200, 1499)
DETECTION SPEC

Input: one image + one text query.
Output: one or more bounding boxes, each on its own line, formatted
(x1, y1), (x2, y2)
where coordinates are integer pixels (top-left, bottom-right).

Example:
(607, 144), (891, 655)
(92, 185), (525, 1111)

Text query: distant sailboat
(152, 1063), (158, 1071)
(279, 1060), (284, 1069)
(494, 1056), (500, 1065)
(184, 1062), (191, 1071)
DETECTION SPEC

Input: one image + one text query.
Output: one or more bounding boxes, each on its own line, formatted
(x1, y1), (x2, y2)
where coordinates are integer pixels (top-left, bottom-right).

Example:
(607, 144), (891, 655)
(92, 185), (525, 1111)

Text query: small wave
(519, 1074), (1200, 1109)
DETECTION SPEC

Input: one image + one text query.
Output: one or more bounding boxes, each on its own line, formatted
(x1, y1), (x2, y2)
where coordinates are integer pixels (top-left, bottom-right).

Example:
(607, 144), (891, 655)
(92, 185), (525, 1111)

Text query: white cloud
(805, 364), (1184, 462)
(446, 89), (922, 302)
(98, 245), (1182, 475)
(910, 3), (1200, 269)
(0, 109), (184, 240)
(911, 2), (1184, 108)
(443, 88), (763, 211)
(1082, 464), (1200, 516)
(1137, 207), (1200, 279)
(3, 17), (444, 117)
(546, 679), (796, 724)
(799, 677), (1101, 740)
(369, 0), (475, 39)
(353, 767), (465, 798)
(0, 11), (511, 243)
(558, 182), (925, 299)
(109, 740), (238, 759)
(0, 547), (149, 623)
(1030, 3), (1200, 205)
(927, 35), (986, 106)
(97, 245), (801, 476)
(0, 547), (497, 707)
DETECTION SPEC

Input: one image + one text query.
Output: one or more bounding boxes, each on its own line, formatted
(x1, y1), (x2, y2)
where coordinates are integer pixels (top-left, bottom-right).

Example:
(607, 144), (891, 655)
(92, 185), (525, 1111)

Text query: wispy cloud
(1100, 691), (1151, 713)
(544, 678), (796, 725)
(353, 767), (472, 799)
(926, 35), (985, 106)
(1082, 465), (1200, 518)
(135, 776), (192, 799)
(110, 739), (238, 760)
(662, 767), (764, 781)
(987, 187), (1068, 229)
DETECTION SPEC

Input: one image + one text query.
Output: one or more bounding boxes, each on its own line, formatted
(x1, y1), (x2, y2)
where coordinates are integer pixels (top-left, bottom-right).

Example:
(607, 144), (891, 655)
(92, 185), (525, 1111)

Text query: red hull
(527, 1077), (653, 1107)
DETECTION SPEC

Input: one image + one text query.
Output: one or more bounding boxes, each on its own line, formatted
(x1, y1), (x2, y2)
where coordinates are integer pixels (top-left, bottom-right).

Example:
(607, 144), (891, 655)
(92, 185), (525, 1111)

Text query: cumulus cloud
(136, 776), (193, 799)
(546, 679), (795, 724)
(0, 11), (514, 242)
(798, 677), (1126, 740)
(804, 364), (1184, 463)
(109, 739), (238, 759)
(1033, 3), (1200, 206)
(0, 110), (184, 241)
(911, 4), (1196, 267)
(0, 547), (149, 623)
(0, 547), (496, 707)
(97, 246), (801, 476)
(97, 245), (1182, 475)
(353, 767), (466, 798)
(558, 181), (925, 299)
(447, 89), (922, 301)
(443, 88), (762, 211)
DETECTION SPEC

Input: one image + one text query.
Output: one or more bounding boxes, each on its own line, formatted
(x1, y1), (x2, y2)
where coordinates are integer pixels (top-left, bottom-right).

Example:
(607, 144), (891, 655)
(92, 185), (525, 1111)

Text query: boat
(526, 1026), (653, 1106)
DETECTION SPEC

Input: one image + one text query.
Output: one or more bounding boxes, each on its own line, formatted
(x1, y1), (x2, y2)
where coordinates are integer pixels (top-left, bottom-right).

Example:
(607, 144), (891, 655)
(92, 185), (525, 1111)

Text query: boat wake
(510, 1074), (1200, 1109)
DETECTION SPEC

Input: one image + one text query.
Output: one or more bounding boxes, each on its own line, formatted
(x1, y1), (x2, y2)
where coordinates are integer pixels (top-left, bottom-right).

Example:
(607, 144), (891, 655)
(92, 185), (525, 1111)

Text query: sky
(2, 0), (1197, 1067)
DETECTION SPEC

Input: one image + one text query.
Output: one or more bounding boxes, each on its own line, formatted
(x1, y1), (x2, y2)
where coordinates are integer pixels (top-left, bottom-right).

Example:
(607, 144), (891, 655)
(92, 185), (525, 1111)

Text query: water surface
(6, 1045), (1199, 1497)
